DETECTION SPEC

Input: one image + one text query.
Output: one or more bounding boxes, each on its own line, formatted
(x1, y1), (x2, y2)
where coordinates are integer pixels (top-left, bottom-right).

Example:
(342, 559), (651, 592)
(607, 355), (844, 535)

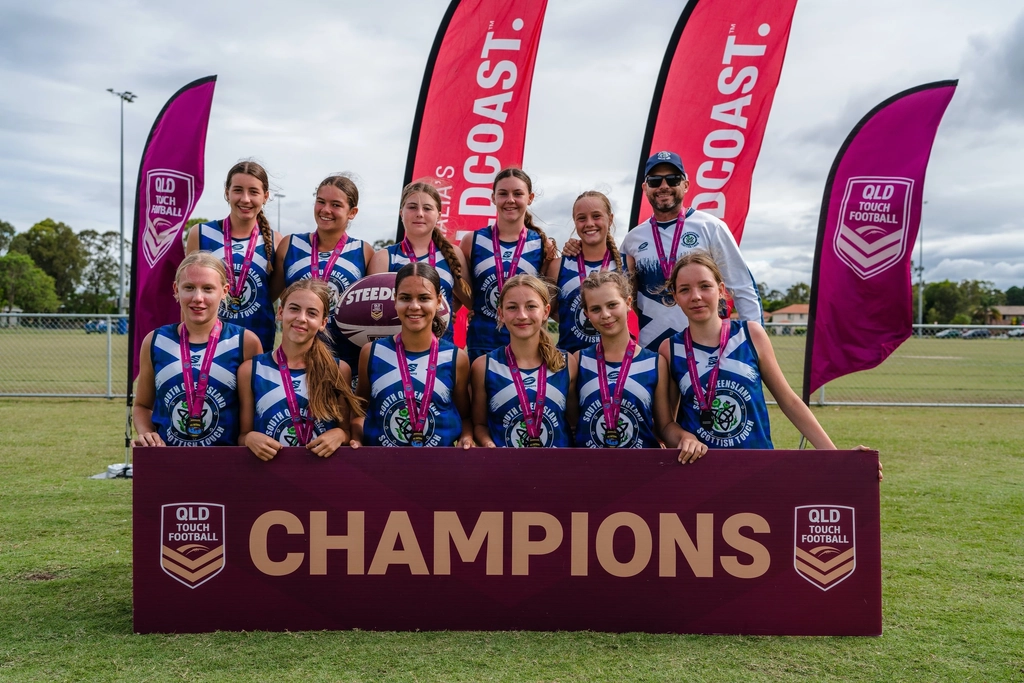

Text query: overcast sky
(1, 0), (1022, 291)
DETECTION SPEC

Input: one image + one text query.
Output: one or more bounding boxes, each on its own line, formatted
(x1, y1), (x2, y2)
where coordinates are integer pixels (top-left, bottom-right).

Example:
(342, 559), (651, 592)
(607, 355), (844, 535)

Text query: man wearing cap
(620, 150), (763, 351)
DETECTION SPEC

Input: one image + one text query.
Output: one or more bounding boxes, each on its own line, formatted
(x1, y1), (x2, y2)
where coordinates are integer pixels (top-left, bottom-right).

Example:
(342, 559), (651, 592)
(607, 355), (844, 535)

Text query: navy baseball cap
(645, 151), (685, 177)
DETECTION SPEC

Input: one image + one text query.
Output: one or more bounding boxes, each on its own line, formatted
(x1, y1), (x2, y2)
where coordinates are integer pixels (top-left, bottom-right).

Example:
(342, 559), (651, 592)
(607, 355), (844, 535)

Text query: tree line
(2, 218), (1021, 322)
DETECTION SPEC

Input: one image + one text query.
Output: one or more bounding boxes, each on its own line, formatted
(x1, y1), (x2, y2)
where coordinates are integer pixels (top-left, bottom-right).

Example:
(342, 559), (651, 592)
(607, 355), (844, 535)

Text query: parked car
(84, 320), (109, 334)
(934, 329), (962, 339)
(962, 329), (991, 339)
(1008, 328), (1024, 338)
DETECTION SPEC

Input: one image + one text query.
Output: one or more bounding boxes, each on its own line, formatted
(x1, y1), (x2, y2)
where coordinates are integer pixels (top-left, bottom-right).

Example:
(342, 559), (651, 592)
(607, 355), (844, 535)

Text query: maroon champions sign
(134, 448), (881, 635)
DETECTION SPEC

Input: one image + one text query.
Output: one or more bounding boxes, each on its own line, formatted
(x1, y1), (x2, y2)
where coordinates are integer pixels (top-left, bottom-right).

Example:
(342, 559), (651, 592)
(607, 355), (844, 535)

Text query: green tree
(0, 252), (60, 312)
(783, 282), (811, 306)
(924, 280), (962, 323)
(757, 282), (786, 312)
(64, 230), (123, 313)
(957, 280), (1004, 324)
(373, 238), (396, 250)
(1006, 286), (1024, 306)
(8, 219), (86, 300)
(0, 219), (14, 254)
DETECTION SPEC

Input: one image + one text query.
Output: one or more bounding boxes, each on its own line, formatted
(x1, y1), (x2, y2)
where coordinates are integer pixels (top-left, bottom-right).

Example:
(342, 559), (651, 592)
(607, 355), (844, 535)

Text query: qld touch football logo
(143, 169), (196, 267)
(834, 177), (912, 279)
(160, 503), (225, 588)
(793, 505), (856, 591)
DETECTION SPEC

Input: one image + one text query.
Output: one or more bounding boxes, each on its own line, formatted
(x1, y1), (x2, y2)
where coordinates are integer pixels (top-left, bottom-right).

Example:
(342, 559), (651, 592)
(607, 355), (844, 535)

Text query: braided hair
(400, 181), (473, 304)
(492, 168), (557, 264)
(573, 190), (623, 272)
(224, 161), (274, 274)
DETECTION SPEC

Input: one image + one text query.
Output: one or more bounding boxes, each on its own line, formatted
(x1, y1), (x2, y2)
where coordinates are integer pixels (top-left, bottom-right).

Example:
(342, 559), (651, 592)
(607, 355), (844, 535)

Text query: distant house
(766, 304), (809, 323)
(988, 306), (1024, 325)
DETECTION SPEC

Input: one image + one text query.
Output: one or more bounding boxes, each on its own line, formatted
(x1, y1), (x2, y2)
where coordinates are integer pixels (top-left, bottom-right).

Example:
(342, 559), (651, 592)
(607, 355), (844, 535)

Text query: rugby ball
(331, 272), (451, 348)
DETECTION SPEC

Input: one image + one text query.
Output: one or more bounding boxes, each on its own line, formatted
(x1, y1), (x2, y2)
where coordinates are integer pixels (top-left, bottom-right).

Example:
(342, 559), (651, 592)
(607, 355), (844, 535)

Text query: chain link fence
(0, 314), (129, 398)
(1, 315), (1022, 406)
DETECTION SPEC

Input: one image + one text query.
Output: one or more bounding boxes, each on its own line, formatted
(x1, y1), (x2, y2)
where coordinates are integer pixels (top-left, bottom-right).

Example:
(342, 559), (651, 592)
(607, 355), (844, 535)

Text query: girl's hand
(307, 429), (346, 458)
(456, 434), (475, 449)
(133, 432), (165, 448)
(561, 238), (582, 257)
(853, 444), (884, 482)
(244, 432), (283, 461)
(349, 438), (362, 449)
(544, 237), (558, 261)
(677, 431), (708, 464)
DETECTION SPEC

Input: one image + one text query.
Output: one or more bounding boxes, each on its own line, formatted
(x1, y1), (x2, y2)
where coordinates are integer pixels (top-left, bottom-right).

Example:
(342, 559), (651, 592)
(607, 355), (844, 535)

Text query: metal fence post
(106, 315), (113, 399)
(818, 386), (826, 406)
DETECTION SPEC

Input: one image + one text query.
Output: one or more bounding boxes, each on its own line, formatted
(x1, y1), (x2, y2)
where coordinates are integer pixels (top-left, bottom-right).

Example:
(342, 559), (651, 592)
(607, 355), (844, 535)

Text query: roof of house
(769, 304), (810, 315)
(993, 306), (1024, 315)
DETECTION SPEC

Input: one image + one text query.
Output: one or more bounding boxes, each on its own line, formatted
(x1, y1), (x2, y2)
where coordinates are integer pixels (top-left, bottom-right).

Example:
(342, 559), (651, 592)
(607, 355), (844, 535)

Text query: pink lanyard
(649, 212), (686, 280)
(505, 346), (547, 447)
(178, 321), (222, 438)
(395, 334), (439, 447)
(575, 251), (611, 285)
(596, 340), (635, 447)
(274, 347), (313, 446)
(400, 237), (436, 268)
(491, 227), (527, 292)
(683, 321), (731, 430)
(222, 217), (260, 308)
(309, 232), (347, 282)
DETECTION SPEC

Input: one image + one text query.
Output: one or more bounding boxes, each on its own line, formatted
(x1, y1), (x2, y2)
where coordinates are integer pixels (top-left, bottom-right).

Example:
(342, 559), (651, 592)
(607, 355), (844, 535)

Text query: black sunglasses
(645, 174), (684, 188)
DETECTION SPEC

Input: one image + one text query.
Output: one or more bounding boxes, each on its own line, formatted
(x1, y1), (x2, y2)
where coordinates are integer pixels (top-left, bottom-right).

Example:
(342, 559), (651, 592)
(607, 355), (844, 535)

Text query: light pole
(107, 88), (136, 315)
(276, 192), (286, 231)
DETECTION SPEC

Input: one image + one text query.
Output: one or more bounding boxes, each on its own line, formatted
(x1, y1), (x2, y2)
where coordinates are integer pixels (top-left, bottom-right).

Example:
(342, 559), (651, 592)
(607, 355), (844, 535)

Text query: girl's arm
(242, 329), (263, 359)
(362, 241), (376, 272)
(471, 356), (496, 447)
(132, 332), (165, 447)
(269, 235), (291, 304)
(237, 359), (284, 460)
(658, 339), (706, 463)
(454, 349), (475, 448)
(748, 322), (836, 450)
(349, 344), (374, 448)
(565, 352), (579, 436)
(366, 248), (390, 275)
(184, 223), (201, 255)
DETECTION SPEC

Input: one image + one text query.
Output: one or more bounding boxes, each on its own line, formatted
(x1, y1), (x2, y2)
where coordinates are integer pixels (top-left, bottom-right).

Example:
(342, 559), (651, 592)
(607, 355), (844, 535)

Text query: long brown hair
(175, 250), (228, 285)
(401, 181), (473, 304)
(669, 250), (726, 292)
(224, 161), (274, 274)
(497, 274), (565, 372)
(394, 262), (447, 339)
(573, 190), (623, 272)
(492, 168), (556, 263)
(278, 279), (365, 421)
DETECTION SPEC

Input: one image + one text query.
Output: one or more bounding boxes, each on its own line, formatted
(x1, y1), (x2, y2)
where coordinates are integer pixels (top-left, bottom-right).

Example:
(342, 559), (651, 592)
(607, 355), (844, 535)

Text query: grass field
(1, 399), (1022, 681)
(3, 327), (1023, 404)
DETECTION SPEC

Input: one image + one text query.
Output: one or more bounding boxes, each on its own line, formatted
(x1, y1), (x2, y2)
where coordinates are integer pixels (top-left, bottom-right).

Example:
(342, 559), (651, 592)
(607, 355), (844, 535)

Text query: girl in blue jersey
(237, 279), (365, 461)
(546, 190), (624, 354)
(660, 252), (837, 461)
(459, 168), (557, 360)
(186, 161), (283, 352)
(471, 274), (577, 448)
(133, 252), (263, 447)
(366, 180), (473, 343)
(351, 262), (474, 448)
(272, 174), (375, 365)
(574, 271), (672, 449)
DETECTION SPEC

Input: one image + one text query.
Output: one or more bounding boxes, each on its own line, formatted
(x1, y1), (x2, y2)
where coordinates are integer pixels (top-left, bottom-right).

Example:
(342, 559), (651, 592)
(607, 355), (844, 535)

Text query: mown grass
(1, 399), (1022, 681)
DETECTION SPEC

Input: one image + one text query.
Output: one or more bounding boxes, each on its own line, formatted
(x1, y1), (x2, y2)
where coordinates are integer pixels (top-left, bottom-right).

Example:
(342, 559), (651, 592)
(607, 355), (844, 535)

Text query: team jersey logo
(160, 503), (225, 588)
(370, 303), (384, 321)
(143, 169), (196, 267)
(681, 232), (699, 247)
(793, 505), (856, 591)
(834, 177), (913, 279)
